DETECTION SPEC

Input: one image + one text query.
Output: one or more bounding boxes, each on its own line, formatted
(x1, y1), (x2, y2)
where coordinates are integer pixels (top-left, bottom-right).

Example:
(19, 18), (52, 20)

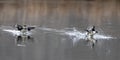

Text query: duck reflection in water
(16, 35), (34, 47)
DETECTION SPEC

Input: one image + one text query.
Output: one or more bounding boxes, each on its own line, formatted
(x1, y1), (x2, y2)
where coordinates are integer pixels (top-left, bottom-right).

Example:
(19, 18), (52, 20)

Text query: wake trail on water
(38, 27), (113, 45)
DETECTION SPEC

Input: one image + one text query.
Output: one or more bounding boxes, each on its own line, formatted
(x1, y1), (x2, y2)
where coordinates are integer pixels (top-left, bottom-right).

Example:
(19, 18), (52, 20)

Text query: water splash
(2, 27), (113, 46)
(38, 27), (113, 45)
(39, 27), (65, 33)
(17, 44), (26, 47)
(94, 34), (112, 39)
(3, 29), (21, 36)
(2, 29), (32, 36)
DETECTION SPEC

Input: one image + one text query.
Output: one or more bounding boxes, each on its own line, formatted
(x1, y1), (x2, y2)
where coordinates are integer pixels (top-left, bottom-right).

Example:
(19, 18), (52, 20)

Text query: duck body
(14, 24), (35, 39)
(85, 26), (98, 48)
(15, 24), (35, 32)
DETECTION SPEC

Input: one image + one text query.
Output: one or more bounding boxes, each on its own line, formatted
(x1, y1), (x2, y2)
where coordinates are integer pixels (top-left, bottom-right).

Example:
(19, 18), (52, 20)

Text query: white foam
(2, 29), (32, 36)
(3, 29), (21, 36)
(94, 34), (113, 39)
(17, 44), (26, 47)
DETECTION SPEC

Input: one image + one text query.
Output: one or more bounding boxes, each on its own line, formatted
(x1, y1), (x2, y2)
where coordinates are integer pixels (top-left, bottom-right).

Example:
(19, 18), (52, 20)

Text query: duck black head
(91, 26), (95, 31)
(15, 24), (23, 31)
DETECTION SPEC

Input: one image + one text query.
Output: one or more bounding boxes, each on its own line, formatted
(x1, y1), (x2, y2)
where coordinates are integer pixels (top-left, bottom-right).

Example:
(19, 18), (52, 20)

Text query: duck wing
(27, 27), (36, 31)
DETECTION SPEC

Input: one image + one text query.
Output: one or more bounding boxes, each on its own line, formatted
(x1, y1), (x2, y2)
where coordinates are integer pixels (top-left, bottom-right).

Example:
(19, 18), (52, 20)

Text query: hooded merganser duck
(15, 24), (35, 31)
(85, 26), (98, 48)
(15, 24), (35, 37)
(14, 24), (36, 40)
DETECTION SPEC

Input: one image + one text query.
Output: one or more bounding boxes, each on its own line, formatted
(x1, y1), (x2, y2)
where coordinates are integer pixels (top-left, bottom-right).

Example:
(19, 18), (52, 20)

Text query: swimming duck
(14, 24), (36, 46)
(85, 26), (98, 48)
(15, 24), (35, 31)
